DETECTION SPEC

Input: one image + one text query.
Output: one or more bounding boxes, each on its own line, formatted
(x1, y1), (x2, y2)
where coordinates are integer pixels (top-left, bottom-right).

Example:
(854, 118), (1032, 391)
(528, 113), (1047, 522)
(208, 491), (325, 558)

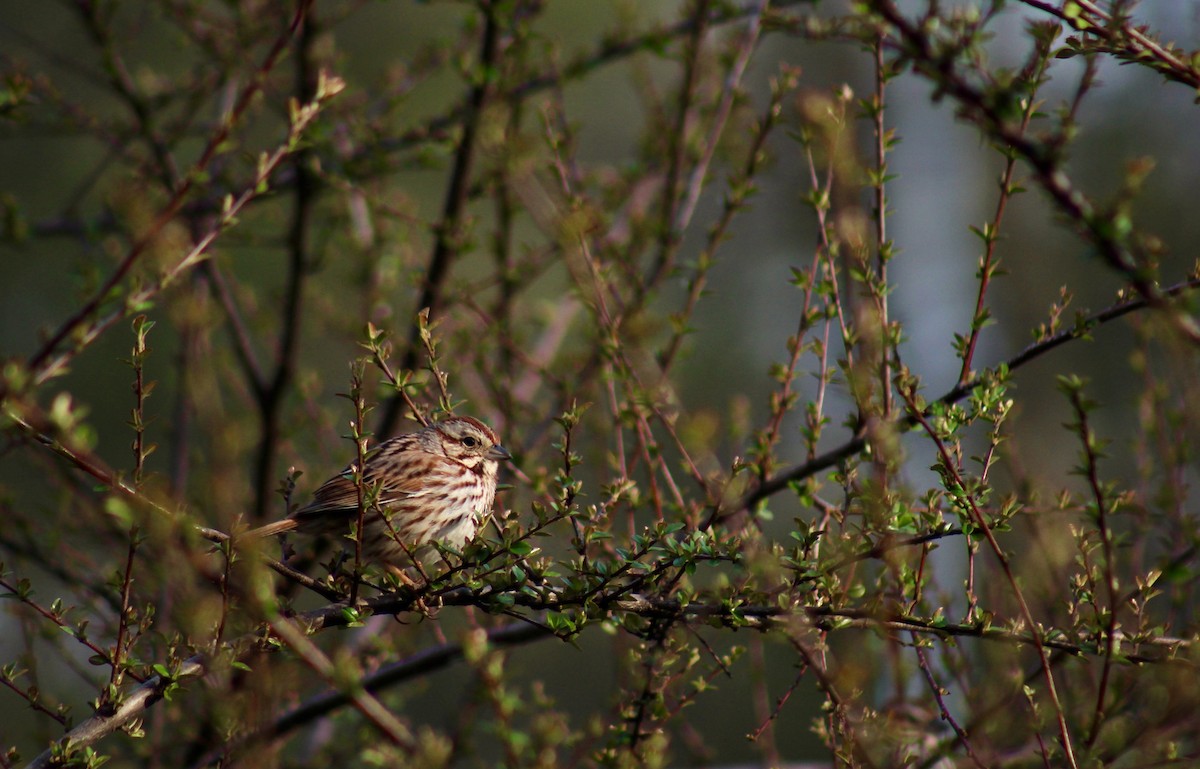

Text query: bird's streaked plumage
(247, 416), (510, 567)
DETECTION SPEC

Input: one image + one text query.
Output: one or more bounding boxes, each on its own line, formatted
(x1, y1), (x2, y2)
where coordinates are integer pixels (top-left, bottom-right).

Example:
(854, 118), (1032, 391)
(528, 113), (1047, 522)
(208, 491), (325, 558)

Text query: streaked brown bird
(246, 416), (511, 568)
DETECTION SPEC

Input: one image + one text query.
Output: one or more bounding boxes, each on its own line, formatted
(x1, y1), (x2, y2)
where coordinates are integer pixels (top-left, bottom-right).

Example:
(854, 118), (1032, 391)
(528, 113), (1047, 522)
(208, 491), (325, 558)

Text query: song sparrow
(246, 416), (510, 568)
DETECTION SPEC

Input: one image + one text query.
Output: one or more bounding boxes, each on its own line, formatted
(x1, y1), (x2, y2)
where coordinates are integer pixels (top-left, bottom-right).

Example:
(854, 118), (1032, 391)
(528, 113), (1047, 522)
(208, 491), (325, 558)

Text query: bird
(244, 416), (511, 571)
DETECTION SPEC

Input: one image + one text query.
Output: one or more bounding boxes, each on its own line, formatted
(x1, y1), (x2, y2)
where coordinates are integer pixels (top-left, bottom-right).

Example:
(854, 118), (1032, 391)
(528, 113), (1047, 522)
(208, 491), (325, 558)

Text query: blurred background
(3, 1), (1200, 765)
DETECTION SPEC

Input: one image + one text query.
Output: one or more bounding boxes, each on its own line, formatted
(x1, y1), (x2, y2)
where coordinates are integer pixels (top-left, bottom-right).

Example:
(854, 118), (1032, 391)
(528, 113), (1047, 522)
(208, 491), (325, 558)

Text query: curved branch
(1018, 0), (1200, 90)
(727, 275), (1200, 521)
(193, 621), (547, 766)
(869, 0), (1200, 343)
(25, 656), (205, 769)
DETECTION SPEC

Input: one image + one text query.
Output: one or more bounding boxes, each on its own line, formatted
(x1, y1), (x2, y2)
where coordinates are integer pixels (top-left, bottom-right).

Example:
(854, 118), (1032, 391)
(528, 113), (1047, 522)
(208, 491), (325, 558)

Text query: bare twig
(731, 276), (1200, 521)
(16, 0), (317, 393)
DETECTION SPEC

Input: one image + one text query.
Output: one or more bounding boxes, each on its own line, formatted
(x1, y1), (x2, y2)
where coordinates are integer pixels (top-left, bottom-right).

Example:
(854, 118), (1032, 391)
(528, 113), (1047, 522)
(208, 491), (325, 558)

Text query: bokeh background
(3, 1), (1200, 765)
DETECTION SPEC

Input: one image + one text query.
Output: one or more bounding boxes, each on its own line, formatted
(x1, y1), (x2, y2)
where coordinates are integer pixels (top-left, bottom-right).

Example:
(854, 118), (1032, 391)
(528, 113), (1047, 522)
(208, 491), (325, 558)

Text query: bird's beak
(488, 445), (513, 462)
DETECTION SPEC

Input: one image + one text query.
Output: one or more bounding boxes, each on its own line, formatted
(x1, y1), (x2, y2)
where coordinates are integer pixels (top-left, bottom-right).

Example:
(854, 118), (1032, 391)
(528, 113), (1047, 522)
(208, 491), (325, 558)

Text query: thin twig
(729, 275), (1200, 522)
(17, 0), (316, 392)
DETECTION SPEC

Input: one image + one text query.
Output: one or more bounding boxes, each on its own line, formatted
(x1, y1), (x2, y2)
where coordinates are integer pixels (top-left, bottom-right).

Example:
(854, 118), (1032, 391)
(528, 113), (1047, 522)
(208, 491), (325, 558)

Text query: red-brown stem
(956, 33), (1051, 386)
(873, 32), (893, 417)
(913, 637), (988, 769)
(1068, 389), (1121, 748)
(901, 386), (1079, 769)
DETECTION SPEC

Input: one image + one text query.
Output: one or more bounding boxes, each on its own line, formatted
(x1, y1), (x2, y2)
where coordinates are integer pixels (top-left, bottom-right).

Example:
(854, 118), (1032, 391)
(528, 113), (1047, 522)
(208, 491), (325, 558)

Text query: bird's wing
(291, 450), (458, 522)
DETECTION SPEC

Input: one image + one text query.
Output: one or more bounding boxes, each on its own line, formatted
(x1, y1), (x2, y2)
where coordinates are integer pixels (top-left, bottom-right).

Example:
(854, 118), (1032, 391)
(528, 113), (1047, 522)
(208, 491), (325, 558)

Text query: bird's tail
(241, 518), (299, 539)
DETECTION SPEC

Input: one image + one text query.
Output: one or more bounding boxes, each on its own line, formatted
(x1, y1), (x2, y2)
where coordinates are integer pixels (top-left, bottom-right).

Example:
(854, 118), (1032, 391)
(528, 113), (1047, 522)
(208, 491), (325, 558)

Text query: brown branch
(253, 6), (319, 519)
(1018, 0), (1200, 90)
(198, 621), (547, 765)
(266, 617), (416, 750)
(377, 3), (502, 436)
(869, 0), (1200, 344)
(1065, 383), (1122, 748)
(646, 0), (710, 292)
(901, 385), (1078, 768)
(912, 636), (988, 769)
(24, 657), (206, 769)
(19, 567), (1195, 769)
(728, 275), (1200, 522)
(16, 0), (315, 394)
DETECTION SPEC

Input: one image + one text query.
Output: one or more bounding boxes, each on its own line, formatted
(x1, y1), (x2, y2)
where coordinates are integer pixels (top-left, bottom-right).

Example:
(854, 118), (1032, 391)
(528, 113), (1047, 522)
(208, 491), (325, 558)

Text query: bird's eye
(462, 436), (479, 448)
